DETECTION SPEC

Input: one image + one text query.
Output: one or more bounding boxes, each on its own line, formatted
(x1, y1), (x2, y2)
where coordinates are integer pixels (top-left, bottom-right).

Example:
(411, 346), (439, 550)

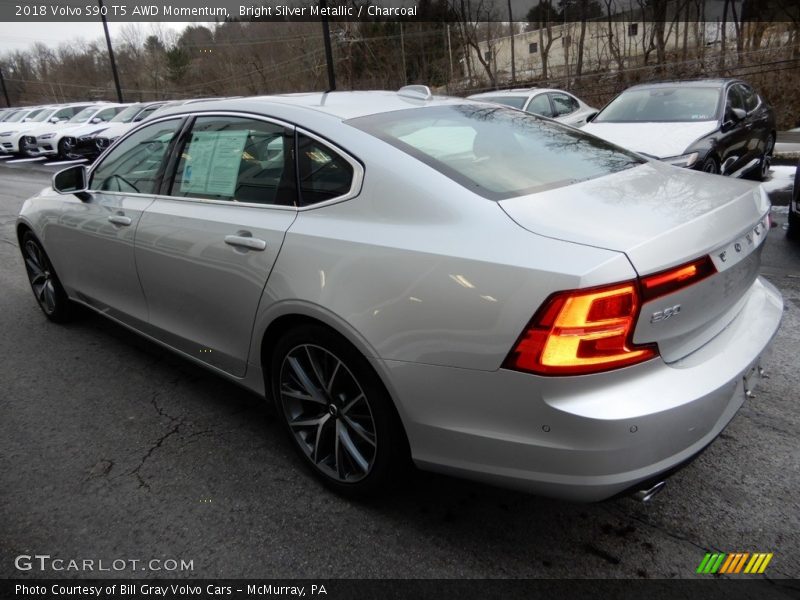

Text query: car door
(50, 117), (185, 329)
(133, 114), (298, 377)
(737, 83), (770, 160)
(719, 84), (751, 175)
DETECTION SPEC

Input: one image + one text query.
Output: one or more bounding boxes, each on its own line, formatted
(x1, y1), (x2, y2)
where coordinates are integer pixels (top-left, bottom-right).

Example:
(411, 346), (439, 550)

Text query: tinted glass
(5, 110), (27, 123)
(350, 104), (643, 200)
(68, 107), (100, 123)
(296, 133), (354, 206)
(96, 107), (121, 121)
(726, 86), (744, 112)
(739, 85), (759, 112)
(595, 87), (721, 122)
(29, 108), (57, 122)
(526, 94), (553, 117)
(90, 119), (182, 194)
(473, 96), (527, 109)
(109, 104), (142, 123)
(550, 93), (579, 116)
(171, 116), (294, 206)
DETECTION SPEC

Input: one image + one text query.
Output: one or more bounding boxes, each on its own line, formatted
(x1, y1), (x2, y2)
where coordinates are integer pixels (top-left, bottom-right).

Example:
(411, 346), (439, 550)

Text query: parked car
(468, 88), (597, 127)
(17, 88), (782, 501)
(5, 103), (95, 156)
(65, 101), (169, 161)
(789, 159), (800, 240)
(29, 104), (125, 159)
(582, 79), (776, 180)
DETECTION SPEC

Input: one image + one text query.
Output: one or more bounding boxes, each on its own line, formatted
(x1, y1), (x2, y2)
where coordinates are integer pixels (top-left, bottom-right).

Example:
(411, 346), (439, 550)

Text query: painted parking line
(47, 159), (87, 166)
(0, 155), (12, 159)
(6, 157), (47, 163)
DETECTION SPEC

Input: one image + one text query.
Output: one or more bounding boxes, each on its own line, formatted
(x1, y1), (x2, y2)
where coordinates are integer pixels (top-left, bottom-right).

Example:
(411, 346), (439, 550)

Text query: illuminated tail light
(503, 256), (716, 376)
(503, 282), (657, 376)
(640, 256), (716, 302)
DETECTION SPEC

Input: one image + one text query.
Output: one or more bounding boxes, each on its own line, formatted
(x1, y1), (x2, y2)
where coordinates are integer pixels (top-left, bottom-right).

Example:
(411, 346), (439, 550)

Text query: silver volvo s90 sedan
(17, 87), (783, 501)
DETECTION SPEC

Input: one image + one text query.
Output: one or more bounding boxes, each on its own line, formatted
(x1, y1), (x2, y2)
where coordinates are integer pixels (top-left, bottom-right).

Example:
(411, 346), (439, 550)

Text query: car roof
(624, 78), (742, 91)
(152, 90), (470, 122)
(468, 88), (568, 98)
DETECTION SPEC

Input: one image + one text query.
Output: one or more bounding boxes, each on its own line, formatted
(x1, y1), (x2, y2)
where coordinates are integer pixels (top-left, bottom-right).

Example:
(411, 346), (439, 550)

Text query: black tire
(788, 208), (800, 241)
(20, 231), (73, 323)
(270, 323), (409, 497)
(746, 134), (774, 181)
(57, 138), (75, 161)
(700, 155), (720, 175)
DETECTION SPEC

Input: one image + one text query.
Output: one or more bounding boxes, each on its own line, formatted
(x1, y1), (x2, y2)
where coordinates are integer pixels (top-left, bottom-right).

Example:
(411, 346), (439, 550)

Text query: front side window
(550, 93), (579, 116)
(349, 104), (642, 200)
(95, 107), (121, 122)
(68, 107), (100, 124)
(90, 118), (182, 194)
(726, 86), (745, 114)
(297, 133), (355, 206)
(170, 116), (294, 206)
(738, 84), (759, 113)
(526, 94), (553, 117)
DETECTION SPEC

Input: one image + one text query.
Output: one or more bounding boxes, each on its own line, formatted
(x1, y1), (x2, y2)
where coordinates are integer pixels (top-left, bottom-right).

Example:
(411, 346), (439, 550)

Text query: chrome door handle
(108, 215), (132, 226)
(224, 235), (266, 251)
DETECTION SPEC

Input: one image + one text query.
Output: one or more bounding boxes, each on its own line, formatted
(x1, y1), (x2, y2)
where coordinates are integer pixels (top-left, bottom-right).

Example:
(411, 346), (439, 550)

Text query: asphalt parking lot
(0, 157), (798, 584)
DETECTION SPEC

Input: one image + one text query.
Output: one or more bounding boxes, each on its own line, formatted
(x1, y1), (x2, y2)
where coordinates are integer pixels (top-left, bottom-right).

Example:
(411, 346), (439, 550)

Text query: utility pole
(400, 22), (407, 85)
(99, 0), (123, 102)
(320, 0), (336, 91)
(0, 67), (10, 107)
(446, 25), (454, 84)
(507, 0), (515, 84)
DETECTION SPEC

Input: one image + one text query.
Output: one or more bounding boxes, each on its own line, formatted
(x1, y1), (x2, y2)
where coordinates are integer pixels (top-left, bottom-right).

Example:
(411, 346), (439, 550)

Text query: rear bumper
(380, 276), (783, 501)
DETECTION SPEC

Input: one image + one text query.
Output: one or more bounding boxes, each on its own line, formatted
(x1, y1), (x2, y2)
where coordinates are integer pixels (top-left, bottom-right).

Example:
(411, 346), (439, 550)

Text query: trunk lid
(499, 161), (771, 362)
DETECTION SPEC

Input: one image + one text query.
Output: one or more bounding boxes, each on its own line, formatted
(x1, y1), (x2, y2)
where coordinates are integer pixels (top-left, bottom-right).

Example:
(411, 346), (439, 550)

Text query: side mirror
(731, 108), (747, 121)
(586, 112), (598, 123)
(49, 116), (60, 123)
(53, 165), (90, 201)
(90, 117), (102, 124)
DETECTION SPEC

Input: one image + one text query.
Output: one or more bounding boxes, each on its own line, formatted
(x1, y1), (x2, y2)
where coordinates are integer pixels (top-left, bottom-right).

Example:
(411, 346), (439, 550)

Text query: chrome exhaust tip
(632, 480), (666, 503)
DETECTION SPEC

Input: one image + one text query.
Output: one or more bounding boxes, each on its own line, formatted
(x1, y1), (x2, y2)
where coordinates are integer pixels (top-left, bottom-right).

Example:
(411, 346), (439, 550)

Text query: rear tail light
(503, 257), (716, 376)
(640, 256), (716, 302)
(503, 282), (657, 376)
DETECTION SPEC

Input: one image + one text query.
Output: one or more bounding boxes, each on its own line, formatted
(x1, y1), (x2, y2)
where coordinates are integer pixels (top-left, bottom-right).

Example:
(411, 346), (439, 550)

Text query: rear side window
(296, 133), (354, 206)
(170, 116), (295, 206)
(349, 104), (642, 200)
(472, 96), (527, 110)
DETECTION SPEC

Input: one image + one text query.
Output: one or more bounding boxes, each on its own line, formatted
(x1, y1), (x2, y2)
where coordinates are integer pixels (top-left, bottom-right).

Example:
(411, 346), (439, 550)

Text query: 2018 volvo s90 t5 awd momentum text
(17, 87), (782, 501)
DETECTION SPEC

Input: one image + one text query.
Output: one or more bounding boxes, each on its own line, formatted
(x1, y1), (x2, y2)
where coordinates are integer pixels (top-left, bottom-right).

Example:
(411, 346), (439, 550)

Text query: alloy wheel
(278, 344), (377, 483)
(23, 239), (58, 315)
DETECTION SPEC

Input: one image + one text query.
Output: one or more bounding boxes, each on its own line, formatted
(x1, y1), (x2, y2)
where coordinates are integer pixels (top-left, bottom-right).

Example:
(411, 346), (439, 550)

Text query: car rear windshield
(471, 96), (528, 109)
(594, 87), (721, 123)
(348, 104), (642, 200)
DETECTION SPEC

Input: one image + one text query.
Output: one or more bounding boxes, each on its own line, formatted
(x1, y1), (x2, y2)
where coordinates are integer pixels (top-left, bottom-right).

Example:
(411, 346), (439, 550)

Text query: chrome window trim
(294, 126), (364, 212)
(86, 115), (187, 188)
(89, 110), (364, 212)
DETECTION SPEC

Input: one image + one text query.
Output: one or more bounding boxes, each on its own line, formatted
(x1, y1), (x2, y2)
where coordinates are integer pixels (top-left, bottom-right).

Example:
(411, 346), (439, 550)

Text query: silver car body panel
(17, 92), (784, 501)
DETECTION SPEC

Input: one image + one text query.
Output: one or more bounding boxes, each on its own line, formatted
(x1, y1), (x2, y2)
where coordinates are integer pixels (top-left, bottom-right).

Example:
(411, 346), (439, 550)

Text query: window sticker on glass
(180, 130), (249, 197)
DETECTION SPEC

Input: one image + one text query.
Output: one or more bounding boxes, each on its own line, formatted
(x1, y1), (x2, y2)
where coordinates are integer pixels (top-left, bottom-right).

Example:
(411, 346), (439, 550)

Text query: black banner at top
(0, 0), (798, 23)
